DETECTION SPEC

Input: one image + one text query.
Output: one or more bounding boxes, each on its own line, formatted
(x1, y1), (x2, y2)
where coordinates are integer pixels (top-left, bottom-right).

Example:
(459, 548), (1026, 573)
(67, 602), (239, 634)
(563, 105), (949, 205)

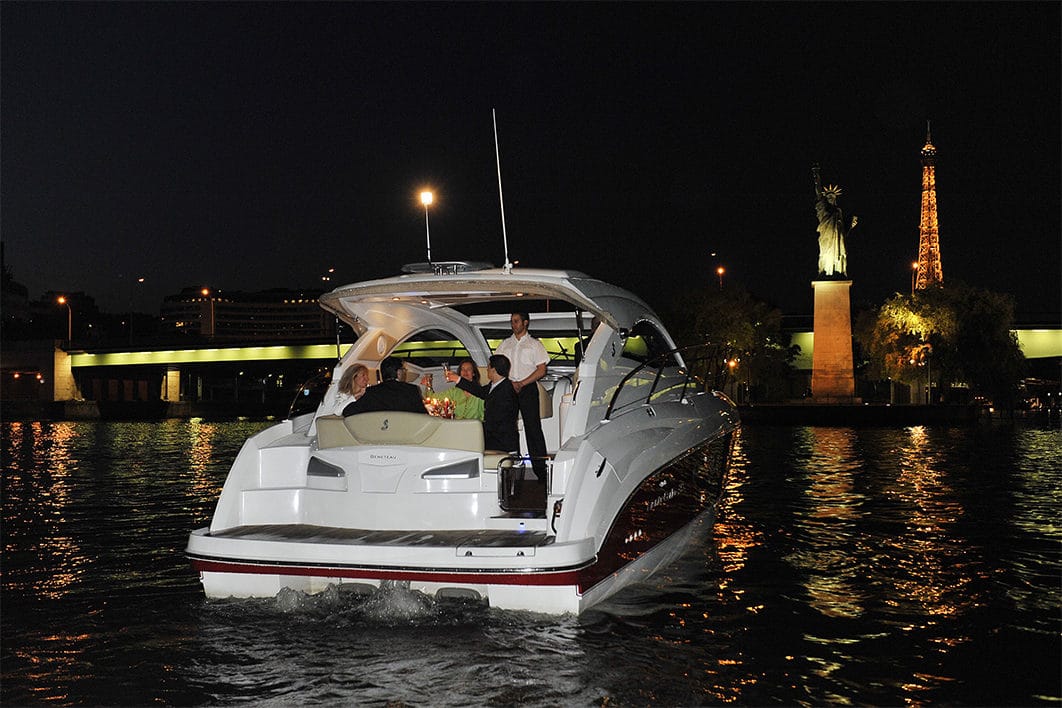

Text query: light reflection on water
(2, 420), (1059, 706)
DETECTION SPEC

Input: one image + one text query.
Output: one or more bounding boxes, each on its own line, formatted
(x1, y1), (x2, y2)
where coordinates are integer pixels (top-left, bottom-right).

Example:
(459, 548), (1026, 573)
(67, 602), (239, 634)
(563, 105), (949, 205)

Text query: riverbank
(738, 403), (1060, 426)
(0, 399), (283, 421)
(4, 399), (1057, 427)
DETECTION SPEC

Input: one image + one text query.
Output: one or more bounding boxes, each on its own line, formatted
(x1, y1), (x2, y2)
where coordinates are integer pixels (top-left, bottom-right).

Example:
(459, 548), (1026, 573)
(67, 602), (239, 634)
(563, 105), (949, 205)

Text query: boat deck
(209, 524), (553, 547)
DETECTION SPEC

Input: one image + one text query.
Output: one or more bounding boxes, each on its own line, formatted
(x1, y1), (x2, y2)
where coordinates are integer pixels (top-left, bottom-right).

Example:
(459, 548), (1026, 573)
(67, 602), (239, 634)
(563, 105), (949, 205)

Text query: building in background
(160, 287), (335, 340)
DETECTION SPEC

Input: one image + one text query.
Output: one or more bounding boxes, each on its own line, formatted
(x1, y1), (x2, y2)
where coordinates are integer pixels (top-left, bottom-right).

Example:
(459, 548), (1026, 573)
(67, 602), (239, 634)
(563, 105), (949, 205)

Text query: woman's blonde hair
(338, 363), (368, 395)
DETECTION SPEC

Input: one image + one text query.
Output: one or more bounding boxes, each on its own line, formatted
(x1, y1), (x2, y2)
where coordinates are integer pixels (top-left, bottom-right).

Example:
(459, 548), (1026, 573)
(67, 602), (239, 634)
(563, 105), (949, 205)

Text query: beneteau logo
(359, 449), (406, 466)
(381, 419), (389, 431)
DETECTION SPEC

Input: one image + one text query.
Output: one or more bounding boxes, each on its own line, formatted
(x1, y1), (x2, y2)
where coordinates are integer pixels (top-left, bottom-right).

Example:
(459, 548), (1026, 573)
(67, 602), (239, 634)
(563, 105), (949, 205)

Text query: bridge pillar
(161, 366), (181, 402)
(52, 346), (83, 401)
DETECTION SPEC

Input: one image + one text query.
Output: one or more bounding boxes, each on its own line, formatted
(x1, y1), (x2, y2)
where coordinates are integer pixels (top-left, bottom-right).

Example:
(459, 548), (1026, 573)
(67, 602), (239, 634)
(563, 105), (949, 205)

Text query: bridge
(2, 327), (1059, 419)
(2, 339), (355, 418)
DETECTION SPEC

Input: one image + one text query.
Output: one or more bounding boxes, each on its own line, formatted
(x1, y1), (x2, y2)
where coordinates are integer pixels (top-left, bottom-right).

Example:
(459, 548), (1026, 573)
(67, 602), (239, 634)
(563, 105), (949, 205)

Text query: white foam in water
(361, 580), (434, 621)
(274, 586), (312, 612)
(274, 584), (356, 613)
(274, 582), (434, 621)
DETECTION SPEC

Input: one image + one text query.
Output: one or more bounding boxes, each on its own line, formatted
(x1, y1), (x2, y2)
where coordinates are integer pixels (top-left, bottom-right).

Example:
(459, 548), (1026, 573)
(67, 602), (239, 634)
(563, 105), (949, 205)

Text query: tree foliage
(856, 281), (1025, 403)
(664, 286), (797, 399)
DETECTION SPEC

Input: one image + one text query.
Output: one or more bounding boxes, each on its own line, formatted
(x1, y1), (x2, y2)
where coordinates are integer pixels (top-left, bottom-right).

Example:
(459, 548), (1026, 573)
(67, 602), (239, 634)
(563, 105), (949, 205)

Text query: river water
(2, 419), (1059, 706)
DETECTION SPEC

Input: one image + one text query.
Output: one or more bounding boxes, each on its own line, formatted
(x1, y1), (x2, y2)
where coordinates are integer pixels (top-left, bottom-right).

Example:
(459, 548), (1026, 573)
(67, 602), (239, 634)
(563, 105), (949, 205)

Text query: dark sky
(2, 3), (1059, 321)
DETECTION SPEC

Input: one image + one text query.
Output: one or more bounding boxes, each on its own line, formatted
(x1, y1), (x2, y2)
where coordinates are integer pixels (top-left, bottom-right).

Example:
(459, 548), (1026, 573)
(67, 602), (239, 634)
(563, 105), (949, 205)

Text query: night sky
(2, 3), (1059, 321)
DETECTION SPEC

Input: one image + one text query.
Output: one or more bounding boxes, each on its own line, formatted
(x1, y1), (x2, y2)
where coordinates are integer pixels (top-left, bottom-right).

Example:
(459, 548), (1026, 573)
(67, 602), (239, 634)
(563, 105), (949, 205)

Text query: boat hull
(187, 429), (733, 614)
(189, 509), (718, 614)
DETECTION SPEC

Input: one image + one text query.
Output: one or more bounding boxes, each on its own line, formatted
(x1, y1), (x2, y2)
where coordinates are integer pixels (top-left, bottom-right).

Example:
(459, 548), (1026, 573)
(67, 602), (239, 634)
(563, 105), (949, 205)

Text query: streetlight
(716, 266), (725, 290)
(56, 295), (72, 342)
(910, 261), (919, 295)
(129, 276), (145, 344)
(420, 190), (434, 265)
(201, 287), (215, 338)
(925, 344), (932, 405)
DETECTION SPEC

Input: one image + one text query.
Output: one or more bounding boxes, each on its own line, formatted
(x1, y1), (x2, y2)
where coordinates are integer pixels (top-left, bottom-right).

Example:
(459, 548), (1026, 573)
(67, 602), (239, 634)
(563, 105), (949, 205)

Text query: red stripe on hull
(190, 558), (583, 586)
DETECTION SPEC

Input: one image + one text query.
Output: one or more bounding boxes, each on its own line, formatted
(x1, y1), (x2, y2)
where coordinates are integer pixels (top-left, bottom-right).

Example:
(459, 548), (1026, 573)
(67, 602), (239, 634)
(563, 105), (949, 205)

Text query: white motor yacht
(186, 263), (739, 614)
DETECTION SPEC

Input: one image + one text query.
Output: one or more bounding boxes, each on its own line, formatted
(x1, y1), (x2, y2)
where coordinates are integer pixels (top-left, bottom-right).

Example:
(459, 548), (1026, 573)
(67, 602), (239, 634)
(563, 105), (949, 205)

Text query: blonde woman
(332, 363), (369, 415)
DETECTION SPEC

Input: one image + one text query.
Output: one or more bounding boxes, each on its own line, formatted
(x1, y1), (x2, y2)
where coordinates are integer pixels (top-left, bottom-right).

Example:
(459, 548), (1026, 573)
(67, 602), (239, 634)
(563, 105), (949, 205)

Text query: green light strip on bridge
(757, 329), (1059, 372)
(66, 330), (1058, 370)
(66, 337), (583, 368)
(69, 343), (353, 367)
(1014, 330), (1062, 360)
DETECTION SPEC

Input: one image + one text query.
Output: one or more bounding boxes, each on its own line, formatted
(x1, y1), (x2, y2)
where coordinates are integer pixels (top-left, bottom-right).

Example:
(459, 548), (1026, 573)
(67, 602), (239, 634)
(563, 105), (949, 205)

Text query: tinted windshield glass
(391, 329), (470, 367)
(621, 320), (677, 367)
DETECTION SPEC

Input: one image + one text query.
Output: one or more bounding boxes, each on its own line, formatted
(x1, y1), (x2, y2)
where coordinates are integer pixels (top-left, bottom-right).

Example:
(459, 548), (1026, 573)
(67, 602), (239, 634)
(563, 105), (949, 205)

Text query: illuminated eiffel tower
(915, 122), (944, 290)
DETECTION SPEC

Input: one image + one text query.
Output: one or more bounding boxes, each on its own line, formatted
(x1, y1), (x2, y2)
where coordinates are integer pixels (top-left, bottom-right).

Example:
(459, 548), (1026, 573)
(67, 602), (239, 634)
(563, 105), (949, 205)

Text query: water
(2, 419), (1059, 706)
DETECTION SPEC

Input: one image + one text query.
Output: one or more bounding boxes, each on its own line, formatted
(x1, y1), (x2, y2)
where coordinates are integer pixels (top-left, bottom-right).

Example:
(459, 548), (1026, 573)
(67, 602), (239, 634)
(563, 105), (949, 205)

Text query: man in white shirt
(495, 311), (549, 481)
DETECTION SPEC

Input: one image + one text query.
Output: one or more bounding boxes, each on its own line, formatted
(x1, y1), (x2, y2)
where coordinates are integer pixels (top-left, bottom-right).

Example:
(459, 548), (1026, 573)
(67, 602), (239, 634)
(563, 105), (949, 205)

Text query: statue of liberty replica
(813, 164), (857, 277)
(809, 163), (857, 401)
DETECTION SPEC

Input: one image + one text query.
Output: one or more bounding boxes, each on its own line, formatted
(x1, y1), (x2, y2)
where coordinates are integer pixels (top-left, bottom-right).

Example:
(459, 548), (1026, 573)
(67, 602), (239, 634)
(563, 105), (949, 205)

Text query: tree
(856, 282), (1025, 405)
(664, 285), (798, 400)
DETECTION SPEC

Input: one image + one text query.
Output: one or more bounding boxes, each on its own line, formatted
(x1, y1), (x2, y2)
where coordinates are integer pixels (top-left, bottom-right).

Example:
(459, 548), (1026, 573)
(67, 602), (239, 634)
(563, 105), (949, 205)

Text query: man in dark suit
(343, 357), (427, 416)
(447, 354), (518, 452)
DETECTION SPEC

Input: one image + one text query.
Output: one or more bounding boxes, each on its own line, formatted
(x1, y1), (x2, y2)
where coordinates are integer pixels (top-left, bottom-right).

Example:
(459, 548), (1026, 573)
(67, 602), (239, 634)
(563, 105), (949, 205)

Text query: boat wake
(273, 582), (435, 623)
(360, 581), (434, 621)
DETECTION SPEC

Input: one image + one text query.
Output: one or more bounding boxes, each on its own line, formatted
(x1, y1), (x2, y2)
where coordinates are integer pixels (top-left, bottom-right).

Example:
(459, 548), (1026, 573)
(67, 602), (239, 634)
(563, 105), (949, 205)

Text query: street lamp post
(911, 262), (919, 296)
(201, 287), (215, 338)
(420, 190), (434, 265)
(129, 276), (145, 344)
(716, 266), (725, 290)
(926, 345), (932, 405)
(56, 296), (72, 342)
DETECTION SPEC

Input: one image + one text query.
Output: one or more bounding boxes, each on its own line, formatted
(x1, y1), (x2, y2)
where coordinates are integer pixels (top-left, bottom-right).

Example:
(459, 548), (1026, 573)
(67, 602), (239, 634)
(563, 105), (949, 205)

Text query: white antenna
(492, 108), (513, 274)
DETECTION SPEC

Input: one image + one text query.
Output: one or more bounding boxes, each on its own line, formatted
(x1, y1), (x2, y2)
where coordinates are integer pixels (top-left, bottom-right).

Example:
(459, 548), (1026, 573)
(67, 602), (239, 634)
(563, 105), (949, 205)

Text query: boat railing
(602, 344), (720, 422)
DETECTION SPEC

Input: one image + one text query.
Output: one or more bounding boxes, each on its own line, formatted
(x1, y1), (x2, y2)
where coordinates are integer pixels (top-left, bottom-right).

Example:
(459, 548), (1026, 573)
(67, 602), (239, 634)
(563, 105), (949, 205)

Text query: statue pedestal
(811, 280), (856, 402)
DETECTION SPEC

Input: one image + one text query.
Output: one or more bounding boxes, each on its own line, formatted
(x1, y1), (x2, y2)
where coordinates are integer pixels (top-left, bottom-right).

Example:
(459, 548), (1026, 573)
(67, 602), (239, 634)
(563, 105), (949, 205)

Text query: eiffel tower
(915, 122), (944, 290)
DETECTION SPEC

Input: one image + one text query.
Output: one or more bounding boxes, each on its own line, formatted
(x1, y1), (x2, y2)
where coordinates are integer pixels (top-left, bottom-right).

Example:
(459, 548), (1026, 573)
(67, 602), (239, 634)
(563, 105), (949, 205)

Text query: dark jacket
(342, 380), (427, 416)
(457, 377), (519, 452)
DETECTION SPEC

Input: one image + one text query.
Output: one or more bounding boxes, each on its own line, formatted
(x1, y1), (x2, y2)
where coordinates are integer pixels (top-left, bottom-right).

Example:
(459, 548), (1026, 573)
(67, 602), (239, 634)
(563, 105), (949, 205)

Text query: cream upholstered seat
(537, 382), (553, 419)
(316, 412), (484, 453)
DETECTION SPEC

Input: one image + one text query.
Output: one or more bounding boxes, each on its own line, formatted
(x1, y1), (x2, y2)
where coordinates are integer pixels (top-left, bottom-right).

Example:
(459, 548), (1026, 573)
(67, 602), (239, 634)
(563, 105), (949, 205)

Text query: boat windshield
(619, 320), (679, 368)
(603, 343), (727, 421)
(391, 329), (472, 367)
